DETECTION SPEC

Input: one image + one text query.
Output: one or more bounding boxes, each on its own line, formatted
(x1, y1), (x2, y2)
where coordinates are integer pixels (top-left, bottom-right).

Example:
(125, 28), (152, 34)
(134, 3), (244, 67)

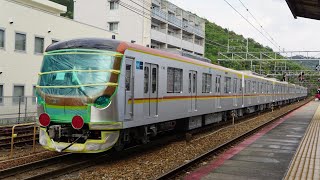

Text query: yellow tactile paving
(285, 104), (320, 180)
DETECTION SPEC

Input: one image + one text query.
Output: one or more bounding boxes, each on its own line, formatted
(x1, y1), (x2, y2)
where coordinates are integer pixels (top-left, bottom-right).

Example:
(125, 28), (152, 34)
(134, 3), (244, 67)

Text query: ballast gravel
(75, 99), (310, 180)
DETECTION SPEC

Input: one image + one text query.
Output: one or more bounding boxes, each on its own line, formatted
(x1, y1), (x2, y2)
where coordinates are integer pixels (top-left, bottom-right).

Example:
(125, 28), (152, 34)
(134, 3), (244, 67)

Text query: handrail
(10, 122), (37, 158)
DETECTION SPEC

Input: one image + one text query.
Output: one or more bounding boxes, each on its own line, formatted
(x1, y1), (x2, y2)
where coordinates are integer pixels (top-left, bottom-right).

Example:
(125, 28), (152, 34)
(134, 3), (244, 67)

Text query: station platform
(186, 101), (320, 180)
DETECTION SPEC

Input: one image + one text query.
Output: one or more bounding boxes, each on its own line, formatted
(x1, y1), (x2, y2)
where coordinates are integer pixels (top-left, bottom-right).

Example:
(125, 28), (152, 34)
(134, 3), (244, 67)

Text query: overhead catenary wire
(119, 0), (227, 48)
(237, 0), (281, 49)
(223, 0), (279, 50)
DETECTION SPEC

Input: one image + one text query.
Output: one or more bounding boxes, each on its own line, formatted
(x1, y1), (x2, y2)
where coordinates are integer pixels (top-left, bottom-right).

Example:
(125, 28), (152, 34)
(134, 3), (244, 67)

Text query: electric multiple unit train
(36, 38), (308, 153)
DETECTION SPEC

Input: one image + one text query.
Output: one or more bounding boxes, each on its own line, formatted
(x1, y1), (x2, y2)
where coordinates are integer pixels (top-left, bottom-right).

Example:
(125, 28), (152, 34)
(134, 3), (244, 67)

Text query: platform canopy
(286, 0), (320, 20)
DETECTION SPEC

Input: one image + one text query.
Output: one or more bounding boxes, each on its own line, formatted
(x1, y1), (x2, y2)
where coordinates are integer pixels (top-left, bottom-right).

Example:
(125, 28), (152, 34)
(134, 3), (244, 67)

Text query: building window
(0, 85), (3, 104)
(35, 37), (44, 54)
(224, 77), (231, 93)
(0, 29), (4, 49)
(13, 85), (24, 103)
(167, 67), (183, 93)
(109, 22), (119, 32)
(202, 73), (212, 93)
(15, 33), (26, 51)
(110, 1), (119, 10)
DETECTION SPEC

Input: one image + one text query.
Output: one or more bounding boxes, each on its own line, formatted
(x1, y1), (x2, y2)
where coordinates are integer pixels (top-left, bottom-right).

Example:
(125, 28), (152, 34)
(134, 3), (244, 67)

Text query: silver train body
(38, 39), (307, 153)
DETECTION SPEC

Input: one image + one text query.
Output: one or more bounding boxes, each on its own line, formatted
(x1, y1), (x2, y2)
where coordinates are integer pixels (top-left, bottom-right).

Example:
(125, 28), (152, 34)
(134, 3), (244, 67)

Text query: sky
(169, 0), (320, 54)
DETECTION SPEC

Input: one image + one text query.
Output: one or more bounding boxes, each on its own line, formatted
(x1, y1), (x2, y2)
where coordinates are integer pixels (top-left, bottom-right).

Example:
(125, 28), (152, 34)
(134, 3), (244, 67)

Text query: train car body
(37, 38), (308, 153)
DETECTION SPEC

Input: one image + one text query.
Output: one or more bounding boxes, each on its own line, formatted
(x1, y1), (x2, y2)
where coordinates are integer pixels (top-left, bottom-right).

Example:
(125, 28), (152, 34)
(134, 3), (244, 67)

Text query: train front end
(36, 47), (123, 153)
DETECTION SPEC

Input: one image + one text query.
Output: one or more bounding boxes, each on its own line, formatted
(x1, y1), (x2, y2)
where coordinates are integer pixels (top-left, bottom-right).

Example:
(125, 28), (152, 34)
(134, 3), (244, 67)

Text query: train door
(233, 78), (237, 106)
(188, 71), (198, 112)
(144, 63), (159, 117)
(124, 58), (134, 120)
(215, 75), (221, 108)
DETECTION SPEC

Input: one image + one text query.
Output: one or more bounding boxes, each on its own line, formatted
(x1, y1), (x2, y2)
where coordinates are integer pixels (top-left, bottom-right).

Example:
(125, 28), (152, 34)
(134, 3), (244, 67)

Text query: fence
(0, 96), (37, 125)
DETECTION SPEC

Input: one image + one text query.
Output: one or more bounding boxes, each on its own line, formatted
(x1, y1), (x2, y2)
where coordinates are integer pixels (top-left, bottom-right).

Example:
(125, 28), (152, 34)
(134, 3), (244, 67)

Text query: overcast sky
(169, 0), (320, 53)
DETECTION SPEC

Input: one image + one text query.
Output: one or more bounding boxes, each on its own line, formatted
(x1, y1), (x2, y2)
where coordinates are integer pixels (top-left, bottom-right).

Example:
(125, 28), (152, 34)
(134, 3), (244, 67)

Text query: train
(36, 38), (308, 153)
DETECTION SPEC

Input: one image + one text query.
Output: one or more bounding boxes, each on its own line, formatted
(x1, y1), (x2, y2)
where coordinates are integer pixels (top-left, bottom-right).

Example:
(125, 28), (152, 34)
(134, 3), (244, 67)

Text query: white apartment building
(74, 0), (206, 56)
(0, 0), (116, 100)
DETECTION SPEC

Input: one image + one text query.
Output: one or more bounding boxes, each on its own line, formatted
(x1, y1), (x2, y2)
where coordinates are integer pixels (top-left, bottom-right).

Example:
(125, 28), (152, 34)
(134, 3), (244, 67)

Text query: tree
(49, 0), (74, 19)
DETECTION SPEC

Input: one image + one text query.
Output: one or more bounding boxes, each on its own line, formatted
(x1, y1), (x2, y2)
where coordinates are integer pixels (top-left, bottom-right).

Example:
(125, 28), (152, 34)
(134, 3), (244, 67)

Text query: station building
(74, 0), (206, 56)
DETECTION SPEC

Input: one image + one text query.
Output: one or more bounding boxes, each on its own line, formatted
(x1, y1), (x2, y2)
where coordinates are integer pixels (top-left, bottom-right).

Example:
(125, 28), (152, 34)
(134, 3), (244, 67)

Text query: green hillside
(205, 20), (308, 76)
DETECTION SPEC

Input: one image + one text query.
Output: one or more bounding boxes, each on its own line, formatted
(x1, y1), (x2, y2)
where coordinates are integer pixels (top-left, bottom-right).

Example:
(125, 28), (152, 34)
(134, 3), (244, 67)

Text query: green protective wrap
(36, 49), (123, 122)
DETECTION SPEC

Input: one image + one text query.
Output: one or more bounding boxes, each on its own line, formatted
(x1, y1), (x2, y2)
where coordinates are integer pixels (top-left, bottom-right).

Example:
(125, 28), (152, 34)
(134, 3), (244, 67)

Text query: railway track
(0, 99), (311, 179)
(0, 125), (39, 149)
(0, 133), (178, 180)
(156, 99), (313, 180)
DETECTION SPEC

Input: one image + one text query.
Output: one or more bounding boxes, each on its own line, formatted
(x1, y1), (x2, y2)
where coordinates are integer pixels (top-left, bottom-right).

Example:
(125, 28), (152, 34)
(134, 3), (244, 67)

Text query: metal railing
(0, 96), (37, 125)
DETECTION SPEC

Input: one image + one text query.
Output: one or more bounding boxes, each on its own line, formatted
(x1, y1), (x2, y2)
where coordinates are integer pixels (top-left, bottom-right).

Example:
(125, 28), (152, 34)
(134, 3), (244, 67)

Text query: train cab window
(224, 77), (231, 93)
(167, 67), (183, 93)
(215, 76), (221, 93)
(202, 73), (212, 93)
(125, 64), (131, 91)
(144, 66), (149, 93)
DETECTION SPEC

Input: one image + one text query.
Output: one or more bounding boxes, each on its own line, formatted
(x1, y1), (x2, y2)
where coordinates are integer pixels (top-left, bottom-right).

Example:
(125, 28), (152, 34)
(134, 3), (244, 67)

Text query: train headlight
(39, 113), (50, 127)
(72, 115), (84, 129)
(93, 96), (112, 109)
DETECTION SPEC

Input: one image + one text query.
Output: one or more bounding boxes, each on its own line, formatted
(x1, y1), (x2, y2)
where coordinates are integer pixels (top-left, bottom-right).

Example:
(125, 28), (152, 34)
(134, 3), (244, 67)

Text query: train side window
(125, 64), (131, 91)
(240, 79), (242, 93)
(144, 66), (149, 93)
(202, 73), (212, 93)
(167, 67), (183, 93)
(152, 67), (157, 93)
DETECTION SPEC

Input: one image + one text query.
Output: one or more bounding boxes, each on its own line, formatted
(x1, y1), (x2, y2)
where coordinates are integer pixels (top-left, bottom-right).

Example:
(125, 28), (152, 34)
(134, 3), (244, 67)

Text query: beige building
(0, 0), (116, 99)
(74, 0), (206, 56)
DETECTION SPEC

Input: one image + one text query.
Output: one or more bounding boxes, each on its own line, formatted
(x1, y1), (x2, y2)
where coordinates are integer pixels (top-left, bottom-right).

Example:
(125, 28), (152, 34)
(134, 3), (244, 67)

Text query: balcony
(182, 38), (194, 51)
(168, 14), (182, 27)
(151, 29), (167, 43)
(183, 22), (194, 34)
(152, 0), (161, 6)
(167, 33), (182, 48)
(194, 43), (204, 55)
(194, 27), (205, 37)
(152, 8), (167, 22)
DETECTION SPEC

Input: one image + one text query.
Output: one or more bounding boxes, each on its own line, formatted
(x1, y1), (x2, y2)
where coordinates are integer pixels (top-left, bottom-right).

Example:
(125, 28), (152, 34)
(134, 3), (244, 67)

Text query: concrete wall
(0, 0), (116, 97)
(74, 0), (152, 46)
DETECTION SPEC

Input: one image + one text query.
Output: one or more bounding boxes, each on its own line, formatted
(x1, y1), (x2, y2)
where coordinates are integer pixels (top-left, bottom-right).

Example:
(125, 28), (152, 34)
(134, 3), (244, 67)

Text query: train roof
(46, 38), (306, 89)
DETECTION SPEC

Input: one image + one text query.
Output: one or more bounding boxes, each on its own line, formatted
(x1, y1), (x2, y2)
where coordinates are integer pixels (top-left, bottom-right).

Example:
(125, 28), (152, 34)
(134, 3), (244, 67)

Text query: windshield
(38, 49), (122, 98)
